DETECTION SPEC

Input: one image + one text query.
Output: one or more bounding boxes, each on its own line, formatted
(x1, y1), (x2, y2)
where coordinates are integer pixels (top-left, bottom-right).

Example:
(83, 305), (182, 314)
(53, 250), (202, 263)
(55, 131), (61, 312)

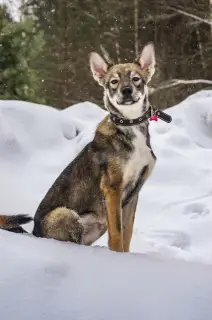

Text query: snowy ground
(1, 90), (212, 319)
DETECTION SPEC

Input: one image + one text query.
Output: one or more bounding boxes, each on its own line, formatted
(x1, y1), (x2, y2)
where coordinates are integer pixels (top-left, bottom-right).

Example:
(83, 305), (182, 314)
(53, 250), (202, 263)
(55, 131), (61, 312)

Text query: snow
(1, 230), (212, 320)
(1, 90), (212, 319)
(0, 0), (21, 21)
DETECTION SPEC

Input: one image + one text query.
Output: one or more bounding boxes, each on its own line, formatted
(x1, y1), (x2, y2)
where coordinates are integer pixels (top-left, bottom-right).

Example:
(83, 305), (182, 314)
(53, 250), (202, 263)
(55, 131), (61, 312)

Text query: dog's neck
(103, 92), (150, 121)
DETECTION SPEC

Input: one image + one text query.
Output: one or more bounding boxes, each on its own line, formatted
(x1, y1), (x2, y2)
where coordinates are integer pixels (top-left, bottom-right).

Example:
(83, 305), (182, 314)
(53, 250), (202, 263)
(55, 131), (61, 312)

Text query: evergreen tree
(0, 5), (45, 103)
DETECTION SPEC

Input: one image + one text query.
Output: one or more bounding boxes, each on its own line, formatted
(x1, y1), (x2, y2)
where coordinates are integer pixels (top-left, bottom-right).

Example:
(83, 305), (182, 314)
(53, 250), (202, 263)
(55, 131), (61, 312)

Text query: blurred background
(0, 0), (212, 110)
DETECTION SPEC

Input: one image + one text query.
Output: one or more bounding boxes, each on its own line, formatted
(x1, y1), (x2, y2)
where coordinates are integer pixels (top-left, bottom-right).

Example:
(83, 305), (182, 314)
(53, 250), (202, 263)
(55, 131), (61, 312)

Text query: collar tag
(149, 115), (158, 121)
(155, 110), (172, 123)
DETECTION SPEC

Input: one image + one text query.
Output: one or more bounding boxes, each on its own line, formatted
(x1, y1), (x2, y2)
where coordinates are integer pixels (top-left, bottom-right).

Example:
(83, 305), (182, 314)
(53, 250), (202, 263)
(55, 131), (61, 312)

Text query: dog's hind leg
(42, 207), (84, 244)
(42, 207), (107, 246)
(80, 214), (107, 246)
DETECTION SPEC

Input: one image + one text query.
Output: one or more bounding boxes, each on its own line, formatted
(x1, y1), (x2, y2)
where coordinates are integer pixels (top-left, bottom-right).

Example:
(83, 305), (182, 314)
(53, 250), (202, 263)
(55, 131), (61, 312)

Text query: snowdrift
(1, 230), (212, 320)
(0, 90), (212, 319)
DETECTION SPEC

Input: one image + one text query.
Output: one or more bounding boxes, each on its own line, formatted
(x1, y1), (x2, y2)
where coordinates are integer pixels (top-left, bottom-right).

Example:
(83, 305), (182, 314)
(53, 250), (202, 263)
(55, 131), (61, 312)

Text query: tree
(0, 4), (45, 103)
(23, 0), (212, 109)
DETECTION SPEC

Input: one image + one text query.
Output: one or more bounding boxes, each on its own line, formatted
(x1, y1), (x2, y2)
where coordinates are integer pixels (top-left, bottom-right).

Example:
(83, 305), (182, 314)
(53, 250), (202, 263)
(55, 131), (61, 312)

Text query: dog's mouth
(117, 98), (140, 105)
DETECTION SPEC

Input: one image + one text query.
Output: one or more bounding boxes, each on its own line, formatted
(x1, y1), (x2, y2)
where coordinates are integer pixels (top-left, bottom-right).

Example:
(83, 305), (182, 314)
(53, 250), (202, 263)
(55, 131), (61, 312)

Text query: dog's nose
(121, 86), (133, 96)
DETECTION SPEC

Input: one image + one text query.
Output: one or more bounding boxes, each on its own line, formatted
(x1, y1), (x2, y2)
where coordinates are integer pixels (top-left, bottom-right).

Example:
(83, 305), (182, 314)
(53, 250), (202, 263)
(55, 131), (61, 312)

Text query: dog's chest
(122, 128), (155, 188)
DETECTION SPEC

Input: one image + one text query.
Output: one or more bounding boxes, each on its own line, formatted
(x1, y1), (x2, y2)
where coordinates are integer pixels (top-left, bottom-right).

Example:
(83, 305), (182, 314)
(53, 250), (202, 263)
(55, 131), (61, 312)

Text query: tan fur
(0, 216), (10, 228)
(42, 207), (83, 243)
(101, 166), (123, 252)
(96, 115), (116, 136)
(43, 207), (107, 246)
(105, 63), (145, 82)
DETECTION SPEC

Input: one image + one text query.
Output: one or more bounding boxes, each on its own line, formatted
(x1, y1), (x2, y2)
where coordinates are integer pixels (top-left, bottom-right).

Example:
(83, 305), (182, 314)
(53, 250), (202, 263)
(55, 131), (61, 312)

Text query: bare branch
(115, 41), (121, 63)
(143, 13), (177, 23)
(168, 6), (212, 26)
(210, 0), (212, 34)
(149, 79), (212, 94)
(114, 25), (121, 63)
(196, 27), (206, 71)
(83, 11), (97, 20)
(100, 45), (114, 66)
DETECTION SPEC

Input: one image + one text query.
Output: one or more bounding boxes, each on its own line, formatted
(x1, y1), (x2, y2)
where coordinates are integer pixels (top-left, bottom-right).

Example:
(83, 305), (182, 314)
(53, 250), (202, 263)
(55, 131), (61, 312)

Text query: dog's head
(89, 43), (155, 119)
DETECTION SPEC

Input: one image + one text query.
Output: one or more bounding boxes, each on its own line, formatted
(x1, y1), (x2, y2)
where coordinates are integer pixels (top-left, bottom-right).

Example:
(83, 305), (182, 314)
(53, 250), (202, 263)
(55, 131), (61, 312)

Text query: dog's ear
(89, 52), (108, 85)
(136, 42), (155, 83)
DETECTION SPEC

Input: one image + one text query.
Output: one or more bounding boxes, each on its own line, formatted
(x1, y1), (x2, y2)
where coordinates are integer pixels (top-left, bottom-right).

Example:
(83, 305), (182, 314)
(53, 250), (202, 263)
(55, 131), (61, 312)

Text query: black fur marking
(142, 95), (149, 113)
(7, 226), (28, 234)
(7, 214), (33, 225)
(126, 70), (131, 77)
(116, 214), (121, 232)
(32, 217), (43, 237)
(146, 127), (156, 160)
(116, 128), (134, 152)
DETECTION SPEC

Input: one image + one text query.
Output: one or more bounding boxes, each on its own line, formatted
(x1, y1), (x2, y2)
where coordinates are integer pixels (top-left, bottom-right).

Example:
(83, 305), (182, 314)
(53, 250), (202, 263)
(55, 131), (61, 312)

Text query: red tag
(149, 115), (158, 121)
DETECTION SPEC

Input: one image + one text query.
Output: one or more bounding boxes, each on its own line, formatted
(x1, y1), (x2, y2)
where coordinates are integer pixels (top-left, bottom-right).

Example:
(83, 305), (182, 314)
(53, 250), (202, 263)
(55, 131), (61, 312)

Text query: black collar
(110, 105), (172, 126)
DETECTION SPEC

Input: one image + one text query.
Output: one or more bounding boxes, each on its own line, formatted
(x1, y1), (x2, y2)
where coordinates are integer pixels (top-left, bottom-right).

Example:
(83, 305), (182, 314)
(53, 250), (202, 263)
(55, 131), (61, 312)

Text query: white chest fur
(122, 127), (156, 190)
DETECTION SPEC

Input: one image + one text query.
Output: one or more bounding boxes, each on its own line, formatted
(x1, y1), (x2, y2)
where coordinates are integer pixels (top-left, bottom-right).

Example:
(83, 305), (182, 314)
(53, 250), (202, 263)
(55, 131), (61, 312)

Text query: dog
(0, 42), (157, 252)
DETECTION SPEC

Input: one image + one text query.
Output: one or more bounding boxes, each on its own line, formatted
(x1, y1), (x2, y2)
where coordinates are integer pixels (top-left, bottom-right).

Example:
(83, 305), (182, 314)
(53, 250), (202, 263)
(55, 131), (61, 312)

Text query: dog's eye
(132, 76), (140, 82)
(110, 79), (118, 85)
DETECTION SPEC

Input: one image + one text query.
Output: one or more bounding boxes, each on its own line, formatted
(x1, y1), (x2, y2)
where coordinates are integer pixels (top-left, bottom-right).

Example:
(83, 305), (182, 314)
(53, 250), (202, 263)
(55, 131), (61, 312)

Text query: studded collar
(110, 105), (172, 126)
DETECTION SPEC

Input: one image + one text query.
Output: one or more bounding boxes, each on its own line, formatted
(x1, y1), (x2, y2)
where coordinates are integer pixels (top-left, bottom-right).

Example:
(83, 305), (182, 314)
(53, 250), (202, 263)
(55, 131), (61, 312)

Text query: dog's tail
(0, 214), (33, 234)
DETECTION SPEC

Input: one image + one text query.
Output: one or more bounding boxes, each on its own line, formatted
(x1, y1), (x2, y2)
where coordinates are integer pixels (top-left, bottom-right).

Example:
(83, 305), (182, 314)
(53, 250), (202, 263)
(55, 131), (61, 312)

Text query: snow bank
(1, 90), (212, 319)
(1, 230), (212, 320)
(0, 100), (105, 217)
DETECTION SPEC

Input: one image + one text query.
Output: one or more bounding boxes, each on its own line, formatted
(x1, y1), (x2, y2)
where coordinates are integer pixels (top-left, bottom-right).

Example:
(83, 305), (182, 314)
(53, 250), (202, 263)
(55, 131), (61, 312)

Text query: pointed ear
(89, 52), (108, 85)
(136, 42), (155, 83)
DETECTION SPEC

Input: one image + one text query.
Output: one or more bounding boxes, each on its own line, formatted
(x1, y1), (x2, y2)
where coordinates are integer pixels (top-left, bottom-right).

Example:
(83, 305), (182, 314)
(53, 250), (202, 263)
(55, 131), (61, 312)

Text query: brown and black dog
(0, 42), (157, 252)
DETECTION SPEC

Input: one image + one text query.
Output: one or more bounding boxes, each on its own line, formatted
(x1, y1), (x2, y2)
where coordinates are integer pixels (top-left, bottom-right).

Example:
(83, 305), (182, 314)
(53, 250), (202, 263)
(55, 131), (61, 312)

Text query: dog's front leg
(122, 194), (139, 252)
(101, 172), (123, 252)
